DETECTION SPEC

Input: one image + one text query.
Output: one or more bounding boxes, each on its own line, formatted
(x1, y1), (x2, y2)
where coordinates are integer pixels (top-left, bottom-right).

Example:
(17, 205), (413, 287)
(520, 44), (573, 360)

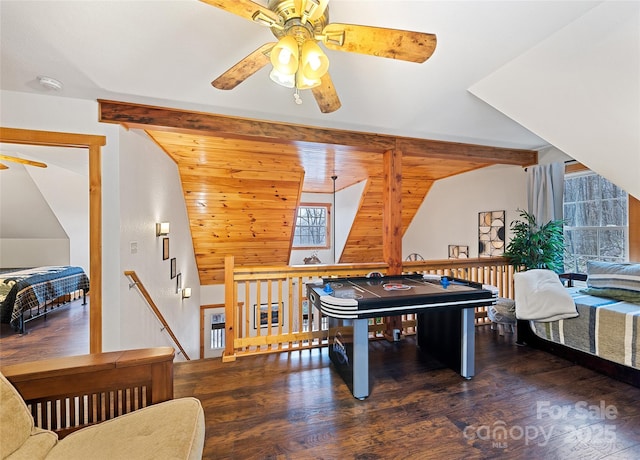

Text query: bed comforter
(0, 266), (90, 328)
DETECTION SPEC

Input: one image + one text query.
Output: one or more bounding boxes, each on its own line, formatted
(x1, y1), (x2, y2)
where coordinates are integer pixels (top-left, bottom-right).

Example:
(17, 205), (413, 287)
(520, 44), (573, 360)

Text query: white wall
(0, 162), (71, 268)
(537, 145), (572, 165)
(469, 1), (640, 200)
(118, 128), (200, 360)
(28, 161), (89, 271)
(403, 165), (528, 259)
(0, 239), (69, 268)
(335, 180), (367, 261)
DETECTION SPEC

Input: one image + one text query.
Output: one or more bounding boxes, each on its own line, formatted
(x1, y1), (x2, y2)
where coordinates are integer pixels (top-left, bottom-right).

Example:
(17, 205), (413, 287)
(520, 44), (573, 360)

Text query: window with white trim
(293, 204), (330, 248)
(563, 171), (628, 273)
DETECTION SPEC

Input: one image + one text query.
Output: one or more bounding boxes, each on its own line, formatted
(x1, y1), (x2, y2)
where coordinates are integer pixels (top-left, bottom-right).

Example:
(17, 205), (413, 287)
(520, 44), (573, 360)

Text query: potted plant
(503, 209), (565, 272)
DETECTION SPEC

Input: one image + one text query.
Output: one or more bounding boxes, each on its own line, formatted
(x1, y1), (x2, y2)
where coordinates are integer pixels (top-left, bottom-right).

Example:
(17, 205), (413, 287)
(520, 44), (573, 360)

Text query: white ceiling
(1, 0), (603, 150)
(0, 143), (88, 175)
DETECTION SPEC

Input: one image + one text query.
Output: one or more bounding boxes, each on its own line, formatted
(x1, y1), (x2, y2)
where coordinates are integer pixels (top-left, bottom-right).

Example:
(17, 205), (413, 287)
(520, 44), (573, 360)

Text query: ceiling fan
(201, 0), (437, 113)
(0, 154), (47, 170)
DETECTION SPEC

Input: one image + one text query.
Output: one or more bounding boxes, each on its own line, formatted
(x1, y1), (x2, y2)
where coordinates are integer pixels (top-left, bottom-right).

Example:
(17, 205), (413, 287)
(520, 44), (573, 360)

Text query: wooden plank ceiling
(99, 100), (537, 284)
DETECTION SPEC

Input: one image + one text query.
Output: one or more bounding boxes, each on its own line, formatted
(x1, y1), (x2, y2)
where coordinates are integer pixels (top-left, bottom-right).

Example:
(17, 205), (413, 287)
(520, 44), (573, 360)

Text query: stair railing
(124, 270), (190, 360)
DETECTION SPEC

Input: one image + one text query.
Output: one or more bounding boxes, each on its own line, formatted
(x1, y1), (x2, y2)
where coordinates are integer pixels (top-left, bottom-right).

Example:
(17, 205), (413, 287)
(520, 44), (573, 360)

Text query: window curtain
(526, 162), (564, 224)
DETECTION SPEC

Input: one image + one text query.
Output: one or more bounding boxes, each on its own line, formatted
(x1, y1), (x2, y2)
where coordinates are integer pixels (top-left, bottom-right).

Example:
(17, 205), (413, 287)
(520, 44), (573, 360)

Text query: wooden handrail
(124, 270), (190, 360)
(1, 347), (175, 438)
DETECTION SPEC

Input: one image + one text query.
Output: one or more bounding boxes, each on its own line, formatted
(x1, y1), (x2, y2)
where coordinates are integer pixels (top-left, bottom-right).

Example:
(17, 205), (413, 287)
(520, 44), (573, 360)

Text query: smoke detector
(37, 76), (63, 91)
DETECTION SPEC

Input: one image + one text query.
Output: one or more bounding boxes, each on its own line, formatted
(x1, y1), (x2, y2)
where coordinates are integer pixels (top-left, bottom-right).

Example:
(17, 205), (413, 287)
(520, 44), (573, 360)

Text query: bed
(516, 262), (640, 387)
(0, 266), (90, 333)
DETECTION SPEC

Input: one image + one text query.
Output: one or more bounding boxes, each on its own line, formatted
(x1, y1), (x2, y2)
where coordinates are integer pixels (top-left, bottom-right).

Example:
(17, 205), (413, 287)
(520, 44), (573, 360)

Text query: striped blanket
(530, 287), (640, 370)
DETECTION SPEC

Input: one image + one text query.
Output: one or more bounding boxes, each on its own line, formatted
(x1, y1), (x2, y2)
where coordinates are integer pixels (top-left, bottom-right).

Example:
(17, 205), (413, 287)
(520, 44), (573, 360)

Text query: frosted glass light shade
(300, 40), (329, 80)
(270, 68), (295, 88)
(271, 36), (299, 75)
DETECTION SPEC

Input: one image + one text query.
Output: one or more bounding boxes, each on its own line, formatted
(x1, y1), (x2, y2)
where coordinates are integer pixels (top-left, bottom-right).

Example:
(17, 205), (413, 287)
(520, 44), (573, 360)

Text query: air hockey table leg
(460, 307), (475, 379)
(351, 318), (370, 399)
(328, 317), (370, 399)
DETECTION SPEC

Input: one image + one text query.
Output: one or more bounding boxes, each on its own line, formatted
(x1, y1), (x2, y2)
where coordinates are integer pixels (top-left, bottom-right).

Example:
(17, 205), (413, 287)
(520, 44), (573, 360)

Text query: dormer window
(293, 203), (330, 249)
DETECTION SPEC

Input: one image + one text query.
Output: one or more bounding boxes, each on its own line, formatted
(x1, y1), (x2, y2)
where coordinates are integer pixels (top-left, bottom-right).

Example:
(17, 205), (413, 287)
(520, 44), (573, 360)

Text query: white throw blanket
(514, 269), (578, 321)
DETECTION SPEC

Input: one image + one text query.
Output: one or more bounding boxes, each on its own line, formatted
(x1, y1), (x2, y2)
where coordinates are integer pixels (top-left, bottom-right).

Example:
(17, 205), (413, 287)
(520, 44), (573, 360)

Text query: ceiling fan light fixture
(270, 68), (295, 88)
(271, 35), (299, 75)
(300, 40), (329, 80)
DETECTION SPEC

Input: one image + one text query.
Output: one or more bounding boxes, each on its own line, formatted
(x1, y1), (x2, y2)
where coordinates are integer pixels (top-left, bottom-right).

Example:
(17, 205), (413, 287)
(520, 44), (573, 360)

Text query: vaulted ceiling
(100, 101), (535, 283)
(3, 1), (612, 283)
(0, 0), (602, 150)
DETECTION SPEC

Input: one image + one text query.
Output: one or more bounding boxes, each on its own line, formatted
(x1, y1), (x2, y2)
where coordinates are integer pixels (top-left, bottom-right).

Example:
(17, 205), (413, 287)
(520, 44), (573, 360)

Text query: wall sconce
(156, 222), (170, 237)
(182, 287), (192, 299)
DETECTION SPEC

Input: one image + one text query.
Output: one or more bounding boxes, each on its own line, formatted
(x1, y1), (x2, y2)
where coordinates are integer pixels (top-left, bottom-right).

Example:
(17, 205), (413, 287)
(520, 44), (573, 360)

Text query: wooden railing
(1, 347), (174, 439)
(223, 256), (515, 361)
(124, 271), (191, 360)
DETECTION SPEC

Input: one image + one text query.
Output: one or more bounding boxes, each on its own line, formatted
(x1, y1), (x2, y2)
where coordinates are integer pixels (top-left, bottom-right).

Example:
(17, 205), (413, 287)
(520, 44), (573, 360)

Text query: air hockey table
(307, 274), (497, 399)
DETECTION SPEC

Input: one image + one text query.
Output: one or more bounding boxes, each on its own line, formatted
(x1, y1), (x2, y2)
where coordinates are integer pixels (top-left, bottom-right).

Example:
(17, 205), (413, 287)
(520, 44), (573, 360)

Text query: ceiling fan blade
(0, 162), (8, 170)
(199, 0), (280, 25)
(311, 73), (341, 114)
(0, 154), (47, 168)
(321, 23), (437, 63)
(212, 42), (276, 90)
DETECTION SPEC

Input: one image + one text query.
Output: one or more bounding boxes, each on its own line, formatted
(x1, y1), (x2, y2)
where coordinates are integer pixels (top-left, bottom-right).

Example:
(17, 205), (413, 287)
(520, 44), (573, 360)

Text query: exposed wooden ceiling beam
(99, 99), (391, 152)
(396, 138), (537, 166)
(98, 100), (537, 166)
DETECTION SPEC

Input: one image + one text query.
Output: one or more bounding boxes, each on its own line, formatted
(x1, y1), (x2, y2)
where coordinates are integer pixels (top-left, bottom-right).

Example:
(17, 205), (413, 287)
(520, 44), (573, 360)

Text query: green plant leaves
(503, 209), (564, 272)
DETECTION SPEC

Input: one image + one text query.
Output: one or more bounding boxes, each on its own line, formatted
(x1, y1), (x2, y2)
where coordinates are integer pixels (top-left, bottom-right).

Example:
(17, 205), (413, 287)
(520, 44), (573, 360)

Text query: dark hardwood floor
(0, 297), (89, 366)
(2, 305), (639, 459)
(176, 329), (640, 460)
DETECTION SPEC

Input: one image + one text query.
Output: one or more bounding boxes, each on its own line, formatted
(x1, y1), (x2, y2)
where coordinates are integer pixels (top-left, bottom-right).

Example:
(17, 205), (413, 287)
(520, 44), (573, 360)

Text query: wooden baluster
(223, 256), (237, 362)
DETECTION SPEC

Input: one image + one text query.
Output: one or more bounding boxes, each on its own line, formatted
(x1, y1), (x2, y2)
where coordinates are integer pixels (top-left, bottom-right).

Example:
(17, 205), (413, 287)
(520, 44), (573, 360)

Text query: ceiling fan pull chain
(294, 88), (303, 105)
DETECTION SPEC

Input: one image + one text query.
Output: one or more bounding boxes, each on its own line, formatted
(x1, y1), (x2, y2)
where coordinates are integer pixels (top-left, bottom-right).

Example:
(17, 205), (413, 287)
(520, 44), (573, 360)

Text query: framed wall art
(448, 245), (469, 259)
(162, 237), (169, 260)
(254, 302), (283, 329)
(478, 210), (505, 257)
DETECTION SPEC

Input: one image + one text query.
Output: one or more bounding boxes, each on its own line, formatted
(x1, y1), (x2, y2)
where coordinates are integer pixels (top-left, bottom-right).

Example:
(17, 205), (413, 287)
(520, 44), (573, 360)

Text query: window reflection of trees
(293, 204), (329, 248)
(563, 172), (628, 273)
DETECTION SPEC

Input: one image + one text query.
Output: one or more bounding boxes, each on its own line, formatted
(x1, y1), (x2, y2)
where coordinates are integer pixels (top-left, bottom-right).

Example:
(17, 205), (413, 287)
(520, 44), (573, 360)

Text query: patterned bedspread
(0, 266), (90, 328)
(530, 287), (640, 370)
